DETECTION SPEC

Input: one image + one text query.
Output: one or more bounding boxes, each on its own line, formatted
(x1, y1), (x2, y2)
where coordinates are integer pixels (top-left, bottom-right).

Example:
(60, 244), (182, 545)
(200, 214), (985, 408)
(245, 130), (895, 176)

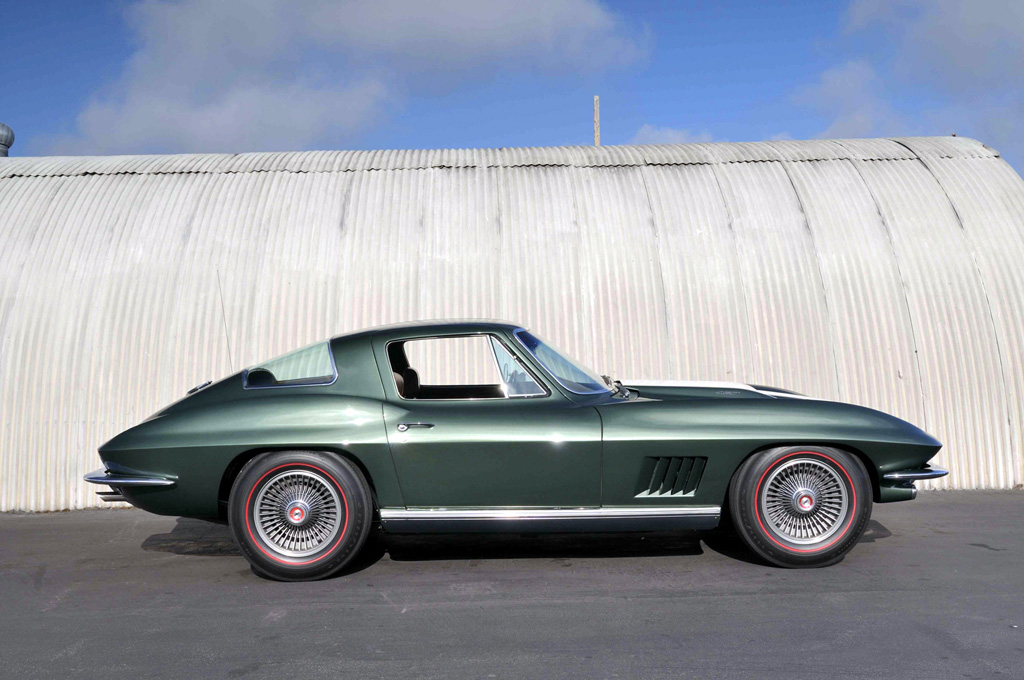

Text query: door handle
(397, 422), (435, 432)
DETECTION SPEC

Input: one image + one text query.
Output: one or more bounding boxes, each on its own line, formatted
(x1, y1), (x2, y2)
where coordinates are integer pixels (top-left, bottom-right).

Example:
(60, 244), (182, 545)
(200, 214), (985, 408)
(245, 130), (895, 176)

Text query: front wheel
(728, 446), (872, 568)
(228, 451), (373, 581)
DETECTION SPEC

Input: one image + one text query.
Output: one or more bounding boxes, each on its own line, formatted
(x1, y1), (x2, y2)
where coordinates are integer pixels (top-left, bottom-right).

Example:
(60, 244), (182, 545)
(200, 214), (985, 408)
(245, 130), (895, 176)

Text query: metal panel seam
(831, 142), (930, 432)
(892, 140), (1017, 483)
(779, 160), (843, 400)
(637, 165), (676, 374)
(705, 159), (755, 375)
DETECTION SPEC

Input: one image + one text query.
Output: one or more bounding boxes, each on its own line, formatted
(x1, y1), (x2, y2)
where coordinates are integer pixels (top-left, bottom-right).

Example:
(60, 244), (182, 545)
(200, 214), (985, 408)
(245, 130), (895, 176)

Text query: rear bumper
(878, 466), (948, 502)
(84, 466), (175, 503)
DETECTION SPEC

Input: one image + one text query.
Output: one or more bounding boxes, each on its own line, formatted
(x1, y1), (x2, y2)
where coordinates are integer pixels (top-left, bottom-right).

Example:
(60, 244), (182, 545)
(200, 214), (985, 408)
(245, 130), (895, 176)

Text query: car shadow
(857, 519), (892, 543)
(141, 517), (240, 557)
(140, 520), (704, 567)
(382, 531), (706, 563)
(700, 528), (767, 566)
(141, 518), (892, 576)
(699, 519), (892, 566)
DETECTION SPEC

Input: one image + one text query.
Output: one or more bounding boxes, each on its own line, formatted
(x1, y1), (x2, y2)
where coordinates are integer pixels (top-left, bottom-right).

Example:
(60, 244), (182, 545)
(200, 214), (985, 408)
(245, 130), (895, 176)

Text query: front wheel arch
(724, 441), (880, 507)
(726, 445), (873, 567)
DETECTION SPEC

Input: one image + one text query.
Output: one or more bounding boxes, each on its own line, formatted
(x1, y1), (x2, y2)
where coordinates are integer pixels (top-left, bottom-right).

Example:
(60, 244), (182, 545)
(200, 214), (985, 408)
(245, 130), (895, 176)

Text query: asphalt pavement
(2, 491), (1022, 679)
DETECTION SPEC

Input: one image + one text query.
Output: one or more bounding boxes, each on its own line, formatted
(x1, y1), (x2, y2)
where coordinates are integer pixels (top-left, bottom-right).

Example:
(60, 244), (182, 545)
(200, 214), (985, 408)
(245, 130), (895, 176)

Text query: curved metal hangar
(1, 134), (1022, 513)
(86, 320), (945, 581)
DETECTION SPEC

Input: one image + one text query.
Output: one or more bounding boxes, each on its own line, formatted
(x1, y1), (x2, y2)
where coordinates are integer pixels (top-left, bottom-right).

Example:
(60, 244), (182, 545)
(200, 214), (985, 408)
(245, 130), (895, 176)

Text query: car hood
(622, 380), (816, 401)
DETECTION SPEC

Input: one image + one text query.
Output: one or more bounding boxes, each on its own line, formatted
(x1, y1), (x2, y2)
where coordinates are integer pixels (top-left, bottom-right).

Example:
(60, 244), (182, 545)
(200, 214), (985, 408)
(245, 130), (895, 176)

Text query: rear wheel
(728, 446), (871, 568)
(228, 451), (373, 581)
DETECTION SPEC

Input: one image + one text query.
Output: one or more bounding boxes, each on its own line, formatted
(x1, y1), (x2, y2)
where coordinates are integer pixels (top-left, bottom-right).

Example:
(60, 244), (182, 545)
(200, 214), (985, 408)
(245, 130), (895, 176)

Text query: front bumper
(879, 466), (949, 501)
(84, 465), (176, 503)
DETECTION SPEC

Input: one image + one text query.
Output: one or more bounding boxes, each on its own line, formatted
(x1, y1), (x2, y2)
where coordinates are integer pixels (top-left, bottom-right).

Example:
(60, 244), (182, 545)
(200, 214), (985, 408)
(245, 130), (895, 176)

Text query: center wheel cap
(792, 489), (816, 514)
(285, 500), (311, 526)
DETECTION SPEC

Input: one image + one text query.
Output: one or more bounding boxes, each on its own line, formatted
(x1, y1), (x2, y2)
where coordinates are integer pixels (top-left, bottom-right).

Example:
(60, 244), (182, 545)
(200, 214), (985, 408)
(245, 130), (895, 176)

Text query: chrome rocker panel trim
(882, 467), (949, 481)
(379, 505), (721, 534)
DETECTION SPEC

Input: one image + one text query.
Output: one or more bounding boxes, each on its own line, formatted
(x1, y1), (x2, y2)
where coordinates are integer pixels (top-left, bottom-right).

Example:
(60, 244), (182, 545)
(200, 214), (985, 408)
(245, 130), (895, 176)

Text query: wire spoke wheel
(760, 458), (849, 545)
(254, 469), (342, 558)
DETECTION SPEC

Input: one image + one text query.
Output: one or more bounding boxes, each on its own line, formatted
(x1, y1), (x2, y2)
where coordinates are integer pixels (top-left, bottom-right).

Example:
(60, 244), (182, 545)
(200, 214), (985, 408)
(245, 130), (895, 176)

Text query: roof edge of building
(0, 136), (1001, 180)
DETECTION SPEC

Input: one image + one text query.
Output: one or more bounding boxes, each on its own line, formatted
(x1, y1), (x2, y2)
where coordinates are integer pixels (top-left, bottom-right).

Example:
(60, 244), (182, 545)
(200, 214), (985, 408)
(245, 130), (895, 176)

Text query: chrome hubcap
(254, 470), (342, 558)
(286, 500), (311, 525)
(761, 458), (848, 544)
(793, 488), (816, 513)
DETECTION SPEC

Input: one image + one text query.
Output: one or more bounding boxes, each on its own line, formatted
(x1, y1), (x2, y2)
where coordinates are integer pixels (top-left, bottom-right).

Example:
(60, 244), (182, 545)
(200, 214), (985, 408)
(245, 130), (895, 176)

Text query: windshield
(514, 330), (609, 395)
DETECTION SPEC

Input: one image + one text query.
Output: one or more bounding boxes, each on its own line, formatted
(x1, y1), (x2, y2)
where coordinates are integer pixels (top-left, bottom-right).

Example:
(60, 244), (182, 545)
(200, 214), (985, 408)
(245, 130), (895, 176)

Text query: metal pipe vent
(0, 122), (14, 157)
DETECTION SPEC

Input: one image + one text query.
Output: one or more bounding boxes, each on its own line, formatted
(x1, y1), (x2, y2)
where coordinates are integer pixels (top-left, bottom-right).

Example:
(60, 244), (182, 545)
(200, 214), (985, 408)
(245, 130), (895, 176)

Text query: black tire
(228, 451), (373, 581)
(728, 446), (872, 568)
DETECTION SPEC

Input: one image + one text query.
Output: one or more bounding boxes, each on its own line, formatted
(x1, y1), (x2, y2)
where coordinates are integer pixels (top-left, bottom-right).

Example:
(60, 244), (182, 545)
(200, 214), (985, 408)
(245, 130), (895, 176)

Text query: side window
(489, 337), (545, 397)
(391, 335), (545, 400)
(245, 341), (336, 388)
(403, 336), (501, 386)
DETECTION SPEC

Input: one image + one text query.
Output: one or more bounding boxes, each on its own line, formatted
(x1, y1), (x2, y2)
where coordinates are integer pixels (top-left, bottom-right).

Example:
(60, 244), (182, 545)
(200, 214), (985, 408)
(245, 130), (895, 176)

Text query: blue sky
(2, 1), (1022, 172)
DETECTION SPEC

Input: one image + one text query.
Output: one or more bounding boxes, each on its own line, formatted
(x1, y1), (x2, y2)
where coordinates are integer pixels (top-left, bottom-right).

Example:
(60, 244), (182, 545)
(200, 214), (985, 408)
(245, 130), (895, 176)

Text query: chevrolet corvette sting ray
(86, 320), (947, 581)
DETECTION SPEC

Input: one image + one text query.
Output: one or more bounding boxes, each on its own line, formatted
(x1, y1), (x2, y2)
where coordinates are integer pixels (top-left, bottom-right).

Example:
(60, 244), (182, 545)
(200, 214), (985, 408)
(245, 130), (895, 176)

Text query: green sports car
(86, 320), (947, 581)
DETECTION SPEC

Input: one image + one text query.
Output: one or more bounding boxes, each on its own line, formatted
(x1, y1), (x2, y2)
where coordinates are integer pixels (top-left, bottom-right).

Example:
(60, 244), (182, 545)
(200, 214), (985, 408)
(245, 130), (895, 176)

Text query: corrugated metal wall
(1, 136), (1022, 511)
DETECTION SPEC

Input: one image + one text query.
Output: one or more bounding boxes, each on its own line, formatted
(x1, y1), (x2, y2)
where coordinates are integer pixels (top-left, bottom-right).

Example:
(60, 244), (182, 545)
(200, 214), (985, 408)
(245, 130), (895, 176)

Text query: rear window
(244, 341), (336, 388)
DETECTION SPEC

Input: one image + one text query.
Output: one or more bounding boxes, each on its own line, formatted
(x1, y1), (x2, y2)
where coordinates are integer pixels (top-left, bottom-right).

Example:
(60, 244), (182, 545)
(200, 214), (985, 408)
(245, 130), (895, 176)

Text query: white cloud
(630, 125), (713, 145)
(835, 0), (1024, 166)
(41, 0), (646, 155)
(845, 0), (1024, 93)
(794, 60), (906, 139)
(305, 0), (647, 72)
(49, 80), (389, 156)
(843, 0), (898, 32)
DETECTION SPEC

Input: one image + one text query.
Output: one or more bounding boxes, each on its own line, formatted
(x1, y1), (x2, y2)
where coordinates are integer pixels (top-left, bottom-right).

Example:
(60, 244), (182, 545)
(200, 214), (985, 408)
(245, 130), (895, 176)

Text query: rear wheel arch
(227, 450), (375, 581)
(219, 446), (378, 520)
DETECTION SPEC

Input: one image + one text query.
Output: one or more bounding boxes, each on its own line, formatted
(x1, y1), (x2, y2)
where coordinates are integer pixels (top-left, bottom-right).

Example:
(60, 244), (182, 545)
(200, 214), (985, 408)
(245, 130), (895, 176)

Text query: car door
(374, 331), (602, 508)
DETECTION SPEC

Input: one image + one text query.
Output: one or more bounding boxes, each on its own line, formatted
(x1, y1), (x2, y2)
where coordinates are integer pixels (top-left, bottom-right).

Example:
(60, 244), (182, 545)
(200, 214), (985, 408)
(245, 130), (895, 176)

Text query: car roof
(332, 319), (525, 341)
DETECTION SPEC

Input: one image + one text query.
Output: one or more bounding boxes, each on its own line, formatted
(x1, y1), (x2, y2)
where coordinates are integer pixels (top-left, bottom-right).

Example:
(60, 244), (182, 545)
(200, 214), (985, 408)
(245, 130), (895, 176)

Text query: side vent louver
(635, 456), (707, 497)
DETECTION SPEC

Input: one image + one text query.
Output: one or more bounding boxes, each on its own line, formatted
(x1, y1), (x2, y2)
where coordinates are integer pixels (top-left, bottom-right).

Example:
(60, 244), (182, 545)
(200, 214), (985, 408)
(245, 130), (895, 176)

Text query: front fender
(596, 397), (941, 507)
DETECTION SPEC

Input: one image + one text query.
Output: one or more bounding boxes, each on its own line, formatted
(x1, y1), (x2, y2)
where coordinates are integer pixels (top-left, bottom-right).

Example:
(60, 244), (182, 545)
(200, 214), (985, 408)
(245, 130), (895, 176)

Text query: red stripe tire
(229, 451), (373, 581)
(727, 446), (872, 568)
